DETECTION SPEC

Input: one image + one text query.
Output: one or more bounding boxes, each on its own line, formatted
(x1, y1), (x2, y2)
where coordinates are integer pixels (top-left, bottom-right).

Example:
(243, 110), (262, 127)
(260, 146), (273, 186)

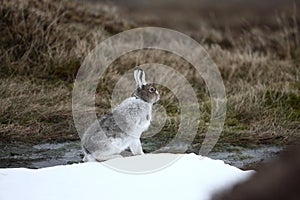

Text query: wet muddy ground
(0, 140), (282, 170)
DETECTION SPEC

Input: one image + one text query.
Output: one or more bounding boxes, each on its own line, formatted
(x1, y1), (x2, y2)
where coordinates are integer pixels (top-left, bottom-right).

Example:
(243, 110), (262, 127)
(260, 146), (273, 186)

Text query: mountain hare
(82, 68), (160, 161)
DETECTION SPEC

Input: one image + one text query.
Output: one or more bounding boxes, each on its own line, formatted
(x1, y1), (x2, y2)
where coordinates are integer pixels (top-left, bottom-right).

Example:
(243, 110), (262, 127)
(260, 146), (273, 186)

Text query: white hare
(82, 68), (160, 161)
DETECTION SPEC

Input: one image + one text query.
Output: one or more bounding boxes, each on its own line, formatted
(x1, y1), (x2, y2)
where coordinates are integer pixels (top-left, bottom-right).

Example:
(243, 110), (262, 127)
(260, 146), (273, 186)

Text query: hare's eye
(149, 87), (155, 93)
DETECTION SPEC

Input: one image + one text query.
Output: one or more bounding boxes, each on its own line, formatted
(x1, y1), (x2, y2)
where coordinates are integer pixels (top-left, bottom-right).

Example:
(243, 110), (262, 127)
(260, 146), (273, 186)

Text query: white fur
(134, 69), (146, 88)
(82, 68), (157, 162)
(82, 97), (153, 162)
(112, 97), (152, 137)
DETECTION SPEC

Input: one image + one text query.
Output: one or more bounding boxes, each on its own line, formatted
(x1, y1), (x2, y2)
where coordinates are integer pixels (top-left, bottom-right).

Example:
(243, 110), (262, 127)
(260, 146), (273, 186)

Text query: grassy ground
(0, 0), (134, 143)
(0, 0), (299, 152)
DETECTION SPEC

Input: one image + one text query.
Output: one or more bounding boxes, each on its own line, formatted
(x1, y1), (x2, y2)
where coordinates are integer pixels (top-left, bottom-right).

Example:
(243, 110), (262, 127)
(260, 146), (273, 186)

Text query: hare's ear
(134, 68), (146, 88)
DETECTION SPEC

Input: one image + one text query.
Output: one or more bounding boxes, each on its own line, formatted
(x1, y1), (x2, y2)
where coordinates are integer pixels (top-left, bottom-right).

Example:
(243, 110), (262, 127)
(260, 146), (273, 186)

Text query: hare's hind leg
(92, 151), (123, 162)
(91, 143), (124, 161)
(130, 139), (144, 155)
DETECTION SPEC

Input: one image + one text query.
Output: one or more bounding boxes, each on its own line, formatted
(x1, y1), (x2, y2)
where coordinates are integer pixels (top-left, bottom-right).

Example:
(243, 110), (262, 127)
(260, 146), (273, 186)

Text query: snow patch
(0, 153), (254, 200)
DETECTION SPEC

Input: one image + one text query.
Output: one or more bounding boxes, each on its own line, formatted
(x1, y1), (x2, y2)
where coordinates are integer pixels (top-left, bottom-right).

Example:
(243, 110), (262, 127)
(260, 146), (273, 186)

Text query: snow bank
(0, 153), (253, 200)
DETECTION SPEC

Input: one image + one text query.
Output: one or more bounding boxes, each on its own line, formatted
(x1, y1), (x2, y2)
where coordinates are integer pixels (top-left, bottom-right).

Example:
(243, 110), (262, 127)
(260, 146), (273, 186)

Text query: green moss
(226, 118), (239, 126)
(285, 93), (300, 110)
(237, 153), (254, 160)
(212, 143), (244, 152)
(225, 116), (249, 131)
(289, 81), (300, 90)
(264, 89), (300, 120)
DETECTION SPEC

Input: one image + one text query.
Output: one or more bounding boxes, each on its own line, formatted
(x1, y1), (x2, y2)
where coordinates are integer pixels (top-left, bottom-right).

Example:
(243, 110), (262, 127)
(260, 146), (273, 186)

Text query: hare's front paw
(130, 139), (144, 155)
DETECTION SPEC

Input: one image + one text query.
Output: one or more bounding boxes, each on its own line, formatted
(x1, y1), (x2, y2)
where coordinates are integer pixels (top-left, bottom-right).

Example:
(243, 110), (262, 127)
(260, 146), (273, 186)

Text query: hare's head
(133, 68), (160, 104)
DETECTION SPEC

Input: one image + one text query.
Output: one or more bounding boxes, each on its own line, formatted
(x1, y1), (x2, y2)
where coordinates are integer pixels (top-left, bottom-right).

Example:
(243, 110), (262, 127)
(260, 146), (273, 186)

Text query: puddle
(30, 142), (83, 168)
(208, 145), (283, 169)
(0, 141), (82, 169)
(0, 140), (283, 169)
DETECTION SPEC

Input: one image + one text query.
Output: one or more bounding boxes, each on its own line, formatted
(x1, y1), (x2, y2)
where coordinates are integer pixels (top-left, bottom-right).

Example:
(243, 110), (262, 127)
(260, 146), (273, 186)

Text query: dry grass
(0, 77), (73, 143)
(0, 0), (299, 148)
(0, 0), (133, 81)
(0, 0), (134, 143)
